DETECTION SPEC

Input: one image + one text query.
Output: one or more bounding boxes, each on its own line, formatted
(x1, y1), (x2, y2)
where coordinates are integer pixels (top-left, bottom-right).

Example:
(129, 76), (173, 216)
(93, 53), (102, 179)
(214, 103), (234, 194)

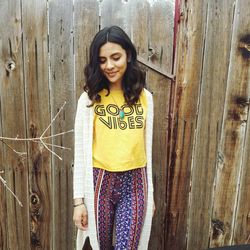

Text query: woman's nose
(106, 59), (114, 69)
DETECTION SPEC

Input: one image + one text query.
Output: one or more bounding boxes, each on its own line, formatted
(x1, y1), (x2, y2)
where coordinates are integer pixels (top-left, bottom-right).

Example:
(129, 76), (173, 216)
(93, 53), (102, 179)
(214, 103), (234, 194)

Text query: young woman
(73, 25), (154, 250)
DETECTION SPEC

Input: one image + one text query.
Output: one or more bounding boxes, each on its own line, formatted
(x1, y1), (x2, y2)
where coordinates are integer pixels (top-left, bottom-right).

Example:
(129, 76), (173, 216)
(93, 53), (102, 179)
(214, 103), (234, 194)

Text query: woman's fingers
(73, 205), (88, 231)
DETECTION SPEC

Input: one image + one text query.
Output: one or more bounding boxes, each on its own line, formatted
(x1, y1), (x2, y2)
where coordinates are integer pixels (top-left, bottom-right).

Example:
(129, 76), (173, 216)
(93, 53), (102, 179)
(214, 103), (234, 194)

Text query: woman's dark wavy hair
(83, 25), (146, 106)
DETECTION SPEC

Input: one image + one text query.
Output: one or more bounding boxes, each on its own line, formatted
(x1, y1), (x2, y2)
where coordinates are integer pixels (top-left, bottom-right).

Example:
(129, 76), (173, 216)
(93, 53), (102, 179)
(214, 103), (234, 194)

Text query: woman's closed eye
(112, 56), (121, 61)
(99, 56), (121, 64)
(99, 58), (106, 64)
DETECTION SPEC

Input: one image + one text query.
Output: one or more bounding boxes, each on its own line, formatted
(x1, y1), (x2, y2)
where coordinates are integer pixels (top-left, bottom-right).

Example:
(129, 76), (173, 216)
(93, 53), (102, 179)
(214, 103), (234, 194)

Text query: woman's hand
(73, 203), (88, 231)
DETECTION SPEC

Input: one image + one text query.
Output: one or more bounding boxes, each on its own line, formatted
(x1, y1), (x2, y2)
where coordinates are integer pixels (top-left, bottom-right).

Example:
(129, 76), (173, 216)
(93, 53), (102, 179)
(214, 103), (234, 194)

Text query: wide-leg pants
(93, 167), (148, 250)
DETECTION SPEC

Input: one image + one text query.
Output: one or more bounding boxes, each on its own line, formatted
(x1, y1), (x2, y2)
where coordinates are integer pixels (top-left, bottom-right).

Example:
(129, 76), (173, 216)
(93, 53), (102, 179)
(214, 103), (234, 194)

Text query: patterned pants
(93, 167), (148, 250)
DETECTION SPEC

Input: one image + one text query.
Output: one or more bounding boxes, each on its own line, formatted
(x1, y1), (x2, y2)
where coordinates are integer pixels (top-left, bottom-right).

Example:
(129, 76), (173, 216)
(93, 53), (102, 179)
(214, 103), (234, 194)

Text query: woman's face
(99, 42), (128, 89)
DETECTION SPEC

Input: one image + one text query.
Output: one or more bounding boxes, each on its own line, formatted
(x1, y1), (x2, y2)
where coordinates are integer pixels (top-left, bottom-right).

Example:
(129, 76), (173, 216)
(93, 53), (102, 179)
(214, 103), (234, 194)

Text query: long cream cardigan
(73, 88), (154, 250)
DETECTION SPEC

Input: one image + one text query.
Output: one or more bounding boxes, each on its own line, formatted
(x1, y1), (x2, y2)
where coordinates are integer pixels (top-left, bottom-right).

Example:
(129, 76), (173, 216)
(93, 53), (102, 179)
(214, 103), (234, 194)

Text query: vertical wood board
(21, 0), (52, 248)
(187, 1), (235, 249)
(147, 72), (172, 250)
(149, 0), (174, 72)
(147, 2), (174, 249)
(233, 102), (250, 244)
(49, 0), (75, 249)
(0, 0), (30, 249)
(128, 0), (150, 59)
(74, 0), (99, 100)
(210, 0), (250, 247)
(166, 0), (208, 249)
(100, 0), (130, 35)
(0, 89), (7, 250)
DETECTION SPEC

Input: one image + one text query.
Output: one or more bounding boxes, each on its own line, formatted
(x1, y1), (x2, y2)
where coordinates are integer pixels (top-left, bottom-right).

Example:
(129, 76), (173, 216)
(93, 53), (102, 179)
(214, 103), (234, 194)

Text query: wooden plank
(100, 0), (130, 35)
(0, 94), (7, 250)
(233, 105), (250, 244)
(0, 0), (30, 249)
(146, 1), (174, 249)
(128, 0), (150, 60)
(49, 0), (75, 249)
(74, 0), (99, 100)
(209, 0), (250, 247)
(165, 0), (208, 249)
(231, 1), (250, 243)
(21, 0), (52, 248)
(146, 71), (172, 250)
(148, 0), (174, 72)
(187, 1), (235, 249)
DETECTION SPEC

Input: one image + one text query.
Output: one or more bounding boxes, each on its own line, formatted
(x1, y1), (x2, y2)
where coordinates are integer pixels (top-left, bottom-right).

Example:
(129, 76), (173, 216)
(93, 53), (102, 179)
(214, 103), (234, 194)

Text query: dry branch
(0, 175), (23, 207)
(0, 101), (73, 160)
(0, 101), (74, 206)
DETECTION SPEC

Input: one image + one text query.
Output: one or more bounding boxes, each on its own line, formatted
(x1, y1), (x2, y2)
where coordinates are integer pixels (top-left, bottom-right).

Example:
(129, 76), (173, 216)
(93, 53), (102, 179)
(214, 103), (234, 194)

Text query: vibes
(95, 104), (145, 130)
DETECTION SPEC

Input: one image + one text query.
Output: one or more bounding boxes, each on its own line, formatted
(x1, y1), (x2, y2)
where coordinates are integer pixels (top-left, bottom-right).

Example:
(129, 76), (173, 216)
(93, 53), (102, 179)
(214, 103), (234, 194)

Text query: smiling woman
(83, 26), (146, 106)
(99, 42), (128, 90)
(73, 26), (155, 250)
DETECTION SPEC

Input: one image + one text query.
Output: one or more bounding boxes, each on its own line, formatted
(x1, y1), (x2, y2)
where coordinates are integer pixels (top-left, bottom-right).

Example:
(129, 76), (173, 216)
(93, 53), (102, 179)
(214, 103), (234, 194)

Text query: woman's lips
(106, 71), (118, 77)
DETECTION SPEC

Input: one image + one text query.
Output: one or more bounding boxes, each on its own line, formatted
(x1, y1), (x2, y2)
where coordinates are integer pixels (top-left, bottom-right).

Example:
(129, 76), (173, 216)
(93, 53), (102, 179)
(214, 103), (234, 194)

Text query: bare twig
(39, 139), (62, 161)
(0, 129), (74, 142)
(0, 175), (23, 207)
(0, 139), (27, 158)
(0, 101), (74, 160)
(40, 101), (67, 138)
(32, 140), (71, 150)
(0, 101), (73, 206)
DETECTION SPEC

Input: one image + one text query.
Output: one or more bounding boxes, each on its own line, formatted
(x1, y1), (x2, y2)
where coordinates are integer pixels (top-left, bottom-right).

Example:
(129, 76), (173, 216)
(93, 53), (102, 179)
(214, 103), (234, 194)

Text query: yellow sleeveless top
(92, 88), (147, 172)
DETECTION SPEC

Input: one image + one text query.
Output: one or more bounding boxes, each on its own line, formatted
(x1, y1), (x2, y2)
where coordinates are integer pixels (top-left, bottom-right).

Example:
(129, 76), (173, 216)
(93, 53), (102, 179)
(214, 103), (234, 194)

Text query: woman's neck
(109, 81), (122, 91)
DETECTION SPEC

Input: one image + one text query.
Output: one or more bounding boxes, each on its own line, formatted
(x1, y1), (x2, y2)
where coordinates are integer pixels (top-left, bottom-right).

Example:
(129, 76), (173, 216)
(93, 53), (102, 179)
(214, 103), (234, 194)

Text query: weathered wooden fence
(1, 0), (250, 250)
(0, 0), (174, 249)
(169, 0), (250, 249)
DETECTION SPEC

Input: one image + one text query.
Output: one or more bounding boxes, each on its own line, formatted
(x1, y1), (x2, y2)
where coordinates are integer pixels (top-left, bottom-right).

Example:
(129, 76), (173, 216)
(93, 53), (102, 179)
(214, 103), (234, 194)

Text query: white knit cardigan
(73, 88), (154, 250)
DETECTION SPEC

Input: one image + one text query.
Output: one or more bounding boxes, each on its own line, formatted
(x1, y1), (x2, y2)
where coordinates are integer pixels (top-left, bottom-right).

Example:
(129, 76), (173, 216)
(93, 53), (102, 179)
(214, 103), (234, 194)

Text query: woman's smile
(106, 71), (118, 77)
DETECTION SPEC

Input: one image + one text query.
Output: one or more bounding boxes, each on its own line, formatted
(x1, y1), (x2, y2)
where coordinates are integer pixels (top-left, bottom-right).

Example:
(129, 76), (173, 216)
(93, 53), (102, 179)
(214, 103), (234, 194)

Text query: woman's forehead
(99, 42), (126, 56)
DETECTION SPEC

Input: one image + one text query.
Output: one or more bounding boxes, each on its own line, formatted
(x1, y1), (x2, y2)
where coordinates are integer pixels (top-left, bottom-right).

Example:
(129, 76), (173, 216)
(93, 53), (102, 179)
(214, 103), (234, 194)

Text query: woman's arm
(73, 93), (88, 230)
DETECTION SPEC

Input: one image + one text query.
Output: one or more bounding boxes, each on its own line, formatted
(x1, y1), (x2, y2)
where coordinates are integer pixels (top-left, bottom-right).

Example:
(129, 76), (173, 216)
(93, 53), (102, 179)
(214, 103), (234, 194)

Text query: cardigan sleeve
(73, 93), (87, 199)
(145, 89), (154, 192)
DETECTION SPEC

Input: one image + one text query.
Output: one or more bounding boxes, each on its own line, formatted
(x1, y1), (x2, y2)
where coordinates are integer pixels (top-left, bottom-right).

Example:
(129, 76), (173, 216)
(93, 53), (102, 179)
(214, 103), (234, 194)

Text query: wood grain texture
(146, 2), (174, 249)
(0, 0), (30, 249)
(232, 102), (250, 245)
(128, 0), (150, 59)
(210, 0), (250, 247)
(233, 104), (250, 244)
(49, 0), (74, 249)
(147, 72), (172, 250)
(0, 89), (7, 250)
(21, 0), (52, 248)
(187, 1), (235, 249)
(231, 0), (250, 242)
(100, 0), (130, 34)
(166, 0), (208, 249)
(149, 0), (174, 72)
(74, 0), (99, 100)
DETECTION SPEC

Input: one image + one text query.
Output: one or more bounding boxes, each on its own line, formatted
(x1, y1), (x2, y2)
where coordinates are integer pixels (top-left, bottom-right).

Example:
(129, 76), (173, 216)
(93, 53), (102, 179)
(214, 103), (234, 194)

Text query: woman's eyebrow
(99, 52), (122, 58)
(111, 52), (121, 56)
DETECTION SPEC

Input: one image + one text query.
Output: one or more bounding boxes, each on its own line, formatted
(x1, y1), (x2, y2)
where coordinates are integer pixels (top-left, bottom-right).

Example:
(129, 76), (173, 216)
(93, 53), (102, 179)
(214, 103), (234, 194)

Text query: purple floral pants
(93, 167), (148, 250)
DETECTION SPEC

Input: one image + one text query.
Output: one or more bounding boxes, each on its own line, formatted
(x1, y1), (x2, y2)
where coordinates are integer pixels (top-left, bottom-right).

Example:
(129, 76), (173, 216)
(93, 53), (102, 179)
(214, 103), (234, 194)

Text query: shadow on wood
(207, 244), (250, 250)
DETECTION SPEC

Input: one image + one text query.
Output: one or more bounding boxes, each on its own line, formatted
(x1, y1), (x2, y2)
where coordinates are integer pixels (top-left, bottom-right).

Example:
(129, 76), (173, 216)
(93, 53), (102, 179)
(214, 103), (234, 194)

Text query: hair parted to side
(83, 25), (146, 106)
